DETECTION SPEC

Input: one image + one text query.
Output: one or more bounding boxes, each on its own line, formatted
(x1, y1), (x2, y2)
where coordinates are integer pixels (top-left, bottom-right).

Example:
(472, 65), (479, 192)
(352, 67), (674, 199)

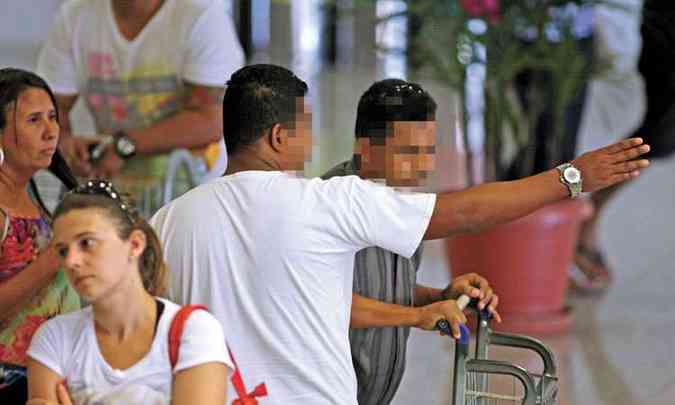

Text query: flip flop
(568, 244), (613, 295)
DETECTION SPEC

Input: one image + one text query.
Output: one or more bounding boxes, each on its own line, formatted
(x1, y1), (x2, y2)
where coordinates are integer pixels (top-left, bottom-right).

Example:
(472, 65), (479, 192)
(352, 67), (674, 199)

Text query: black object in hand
(88, 142), (107, 163)
(436, 319), (452, 335)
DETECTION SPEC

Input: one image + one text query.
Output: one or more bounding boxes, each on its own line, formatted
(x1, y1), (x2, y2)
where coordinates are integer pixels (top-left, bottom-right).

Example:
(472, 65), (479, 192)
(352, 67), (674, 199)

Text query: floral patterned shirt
(0, 211), (80, 368)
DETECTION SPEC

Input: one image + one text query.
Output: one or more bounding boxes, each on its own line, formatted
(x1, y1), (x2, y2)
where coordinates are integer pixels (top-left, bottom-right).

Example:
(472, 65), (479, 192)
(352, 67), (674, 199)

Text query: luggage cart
(437, 296), (559, 405)
(131, 149), (209, 218)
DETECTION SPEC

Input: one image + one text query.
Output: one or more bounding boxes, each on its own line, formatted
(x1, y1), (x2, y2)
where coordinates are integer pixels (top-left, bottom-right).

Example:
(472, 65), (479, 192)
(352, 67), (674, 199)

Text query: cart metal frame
(438, 297), (559, 405)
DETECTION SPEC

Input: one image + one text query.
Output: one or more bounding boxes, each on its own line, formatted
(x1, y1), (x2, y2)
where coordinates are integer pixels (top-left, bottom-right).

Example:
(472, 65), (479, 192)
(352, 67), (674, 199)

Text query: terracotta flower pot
(445, 199), (593, 335)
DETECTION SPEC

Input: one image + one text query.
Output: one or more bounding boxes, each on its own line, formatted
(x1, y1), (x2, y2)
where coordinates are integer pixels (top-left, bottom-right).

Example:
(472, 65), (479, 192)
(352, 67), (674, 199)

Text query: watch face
(563, 167), (581, 184)
(117, 137), (136, 156)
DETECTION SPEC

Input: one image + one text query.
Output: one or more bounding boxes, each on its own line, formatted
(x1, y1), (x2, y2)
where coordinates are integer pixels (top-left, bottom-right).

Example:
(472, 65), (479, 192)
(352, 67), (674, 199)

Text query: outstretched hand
(573, 138), (650, 193)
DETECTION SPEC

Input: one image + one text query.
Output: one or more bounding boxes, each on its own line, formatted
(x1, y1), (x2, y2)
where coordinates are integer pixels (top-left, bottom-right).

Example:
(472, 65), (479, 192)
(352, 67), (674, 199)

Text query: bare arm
(424, 170), (565, 240)
(350, 292), (467, 337)
(0, 243), (61, 320)
(416, 274), (502, 322)
(27, 357), (64, 402)
(54, 94), (77, 142)
(55, 94), (97, 175)
(350, 293), (421, 329)
(413, 285), (444, 307)
(172, 362), (228, 405)
(424, 139), (651, 240)
(129, 82), (224, 154)
(56, 83), (224, 176)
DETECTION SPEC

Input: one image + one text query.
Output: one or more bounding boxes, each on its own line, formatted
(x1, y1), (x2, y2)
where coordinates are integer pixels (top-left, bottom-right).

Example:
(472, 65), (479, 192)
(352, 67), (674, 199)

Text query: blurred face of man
(356, 120), (437, 187)
(280, 97), (313, 171)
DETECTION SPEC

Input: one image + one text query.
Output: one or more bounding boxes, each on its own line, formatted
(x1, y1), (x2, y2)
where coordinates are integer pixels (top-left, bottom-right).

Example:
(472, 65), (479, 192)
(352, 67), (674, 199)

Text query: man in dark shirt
(323, 79), (501, 404)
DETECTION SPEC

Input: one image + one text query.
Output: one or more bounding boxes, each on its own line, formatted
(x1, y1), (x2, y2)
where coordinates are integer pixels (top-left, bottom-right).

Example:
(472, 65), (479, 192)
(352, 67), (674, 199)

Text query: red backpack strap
(168, 304), (208, 369)
(168, 305), (268, 404)
(229, 347), (268, 405)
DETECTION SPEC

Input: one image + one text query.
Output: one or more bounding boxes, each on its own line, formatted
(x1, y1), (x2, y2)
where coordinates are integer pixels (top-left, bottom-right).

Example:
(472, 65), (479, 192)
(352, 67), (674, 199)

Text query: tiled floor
(3, 2), (674, 404)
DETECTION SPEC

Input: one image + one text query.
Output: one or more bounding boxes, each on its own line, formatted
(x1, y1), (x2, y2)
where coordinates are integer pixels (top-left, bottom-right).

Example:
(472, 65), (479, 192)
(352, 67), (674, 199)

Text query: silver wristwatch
(113, 130), (137, 159)
(556, 163), (582, 198)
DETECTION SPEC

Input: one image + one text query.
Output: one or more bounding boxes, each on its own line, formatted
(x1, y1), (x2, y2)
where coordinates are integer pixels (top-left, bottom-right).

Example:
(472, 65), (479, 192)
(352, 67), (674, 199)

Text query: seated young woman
(26, 180), (230, 405)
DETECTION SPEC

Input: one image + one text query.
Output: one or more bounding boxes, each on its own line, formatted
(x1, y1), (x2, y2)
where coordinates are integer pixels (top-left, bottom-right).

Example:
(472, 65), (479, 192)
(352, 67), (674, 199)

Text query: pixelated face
(385, 120), (436, 186)
(282, 97), (313, 170)
(358, 120), (436, 187)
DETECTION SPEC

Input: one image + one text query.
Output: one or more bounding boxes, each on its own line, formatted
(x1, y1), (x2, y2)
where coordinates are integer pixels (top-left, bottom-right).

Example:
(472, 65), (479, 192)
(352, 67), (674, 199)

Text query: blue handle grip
(478, 307), (493, 322)
(436, 320), (470, 345)
(465, 297), (494, 322)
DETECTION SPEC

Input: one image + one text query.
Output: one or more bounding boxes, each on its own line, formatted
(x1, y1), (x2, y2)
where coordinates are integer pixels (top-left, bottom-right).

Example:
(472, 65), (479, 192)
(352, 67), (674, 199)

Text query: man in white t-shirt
(150, 64), (651, 404)
(37, 0), (244, 213)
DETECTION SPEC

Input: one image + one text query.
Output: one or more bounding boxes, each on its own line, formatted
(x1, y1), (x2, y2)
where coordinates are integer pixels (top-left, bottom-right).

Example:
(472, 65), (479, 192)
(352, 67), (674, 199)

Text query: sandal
(569, 244), (613, 295)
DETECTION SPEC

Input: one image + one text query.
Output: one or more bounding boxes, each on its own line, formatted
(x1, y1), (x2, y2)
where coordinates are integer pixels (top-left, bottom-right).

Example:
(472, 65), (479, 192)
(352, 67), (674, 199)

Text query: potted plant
(365, 0), (624, 333)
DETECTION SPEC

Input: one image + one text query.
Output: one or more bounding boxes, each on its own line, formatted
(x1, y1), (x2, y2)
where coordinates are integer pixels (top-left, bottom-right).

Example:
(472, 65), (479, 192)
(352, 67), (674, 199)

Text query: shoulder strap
(168, 304), (208, 368)
(229, 347), (268, 404)
(168, 305), (268, 404)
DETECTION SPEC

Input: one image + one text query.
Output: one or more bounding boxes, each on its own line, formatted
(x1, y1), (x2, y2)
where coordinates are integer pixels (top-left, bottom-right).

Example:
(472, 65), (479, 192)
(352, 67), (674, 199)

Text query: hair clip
(375, 83), (425, 104)
(391, 83), (424, 95)
(71, 179), (136, 222)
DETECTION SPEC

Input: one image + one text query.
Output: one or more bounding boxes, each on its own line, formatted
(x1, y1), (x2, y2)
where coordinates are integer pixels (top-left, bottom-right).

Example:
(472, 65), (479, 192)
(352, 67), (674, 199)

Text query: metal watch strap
(556, 163), (582, 198)
(113, 130), (136, 159)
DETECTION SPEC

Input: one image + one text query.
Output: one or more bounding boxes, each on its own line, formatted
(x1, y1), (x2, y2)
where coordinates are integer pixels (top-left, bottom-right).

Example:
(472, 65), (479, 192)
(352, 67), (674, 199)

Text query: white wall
(0, 0), (63, 68)
(1, 0), (95, 132)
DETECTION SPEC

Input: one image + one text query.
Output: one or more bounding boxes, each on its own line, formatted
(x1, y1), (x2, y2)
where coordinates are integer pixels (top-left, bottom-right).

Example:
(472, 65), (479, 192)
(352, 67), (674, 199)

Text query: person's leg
(572, 6), (675, 293)
(508, 36), (593, 180)
(569, 182), (625, 292)
(579, 183), (625, 248)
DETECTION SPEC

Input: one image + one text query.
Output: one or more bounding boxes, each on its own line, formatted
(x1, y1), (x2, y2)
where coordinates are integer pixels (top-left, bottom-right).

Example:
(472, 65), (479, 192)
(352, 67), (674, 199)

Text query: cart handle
(458, 294), (495, 322)
(435, 294), (474, 344)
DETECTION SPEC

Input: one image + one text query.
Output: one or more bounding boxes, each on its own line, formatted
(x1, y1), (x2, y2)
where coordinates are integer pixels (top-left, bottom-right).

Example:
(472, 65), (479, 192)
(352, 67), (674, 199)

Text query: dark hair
(53, 180), (168, 296)
(222, 64), (308, 154)
(0, 68), (78, 197)
(354, 79), (437, 142)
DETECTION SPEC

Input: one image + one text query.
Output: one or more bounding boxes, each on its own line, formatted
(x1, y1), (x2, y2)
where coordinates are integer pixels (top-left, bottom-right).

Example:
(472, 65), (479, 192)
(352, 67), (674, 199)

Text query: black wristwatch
(113, 130), (137, 159)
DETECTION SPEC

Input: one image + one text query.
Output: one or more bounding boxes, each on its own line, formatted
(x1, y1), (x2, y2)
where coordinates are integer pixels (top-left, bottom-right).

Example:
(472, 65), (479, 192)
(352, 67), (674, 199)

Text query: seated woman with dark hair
(0, 68), (81, 402)
(26, 180), (230, 405)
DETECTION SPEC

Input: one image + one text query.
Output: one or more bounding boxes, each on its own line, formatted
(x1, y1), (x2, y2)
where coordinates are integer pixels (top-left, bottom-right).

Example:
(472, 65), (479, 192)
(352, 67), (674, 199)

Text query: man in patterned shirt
(38, 0), (244, 214)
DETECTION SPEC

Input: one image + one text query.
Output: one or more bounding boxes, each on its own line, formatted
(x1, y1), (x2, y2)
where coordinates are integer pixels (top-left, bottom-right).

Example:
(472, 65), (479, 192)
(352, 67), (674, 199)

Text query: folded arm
(127, 82), (224, 154)
(54, 82), (224, 177)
